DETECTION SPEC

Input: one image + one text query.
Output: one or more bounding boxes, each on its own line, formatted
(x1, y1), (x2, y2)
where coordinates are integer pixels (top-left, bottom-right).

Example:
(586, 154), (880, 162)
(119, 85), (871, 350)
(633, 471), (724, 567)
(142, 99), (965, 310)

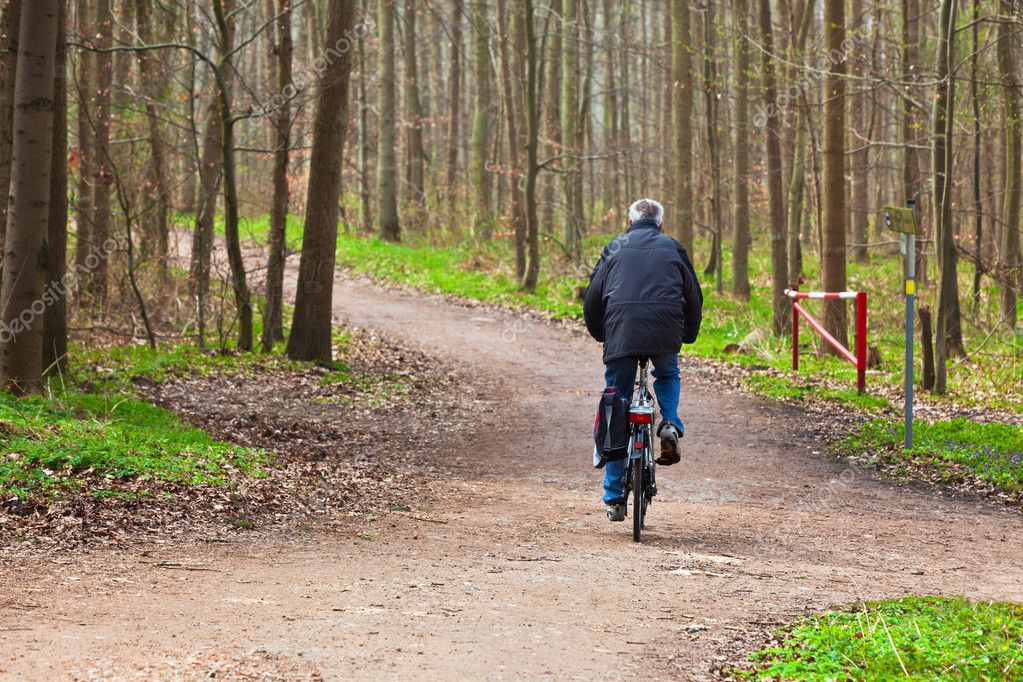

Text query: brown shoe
(656, 424), (681, 466)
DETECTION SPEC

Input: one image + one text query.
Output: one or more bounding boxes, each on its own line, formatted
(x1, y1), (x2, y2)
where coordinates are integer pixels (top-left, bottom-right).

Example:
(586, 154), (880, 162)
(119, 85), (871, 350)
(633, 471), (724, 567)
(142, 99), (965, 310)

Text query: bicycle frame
(627, 364), (655, 462)
(624, 359), (657, 539)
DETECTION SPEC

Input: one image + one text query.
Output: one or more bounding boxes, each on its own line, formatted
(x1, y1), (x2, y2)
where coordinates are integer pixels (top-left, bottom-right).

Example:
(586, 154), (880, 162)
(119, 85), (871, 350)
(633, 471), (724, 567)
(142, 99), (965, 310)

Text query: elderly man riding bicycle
(583, 198), (703, 522)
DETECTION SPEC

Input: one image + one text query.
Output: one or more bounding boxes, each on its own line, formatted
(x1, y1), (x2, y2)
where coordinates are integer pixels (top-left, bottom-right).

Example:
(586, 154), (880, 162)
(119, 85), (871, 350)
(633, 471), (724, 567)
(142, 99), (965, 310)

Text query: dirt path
(3, 264), (1022, 680)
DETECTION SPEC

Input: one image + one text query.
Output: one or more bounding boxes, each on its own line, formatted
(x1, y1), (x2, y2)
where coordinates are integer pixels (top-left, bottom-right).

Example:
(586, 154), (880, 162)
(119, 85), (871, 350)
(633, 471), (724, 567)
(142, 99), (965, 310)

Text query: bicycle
(623, 357), (657, 542)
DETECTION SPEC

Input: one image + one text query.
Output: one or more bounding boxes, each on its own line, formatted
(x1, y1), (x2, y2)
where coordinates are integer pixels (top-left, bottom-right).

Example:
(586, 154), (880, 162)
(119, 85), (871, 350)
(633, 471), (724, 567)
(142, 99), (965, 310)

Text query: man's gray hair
(628, 198), (664, 225)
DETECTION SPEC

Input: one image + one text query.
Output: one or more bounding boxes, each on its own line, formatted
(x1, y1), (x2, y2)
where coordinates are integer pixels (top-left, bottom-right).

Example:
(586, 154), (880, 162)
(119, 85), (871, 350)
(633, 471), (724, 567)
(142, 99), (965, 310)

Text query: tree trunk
(423, 5), (441, 165)
(188, 0), (231, 343)
(211, 0), (252, 351)
(377, 0), (400, 241)
(43, 0), (67, 376)
(496, 0), (526, 278)
(189, 95), (225, 346)
(286, 0), (357, 364)
(539, 0), (560, 233)
(659, 4), (672, 211)
(901, 0), (924, 280)
(86, 0), (113, 301)
(561, 0), (582, 259)
(0, 0), (21, 273)
(445, 0), (462, 211)
(997, 4), (1021, 329)
(731, 0), (751, 299)
(970, 0), (982, 310)
(522, 0), (540, 292)
(849, 0), (869, 265)
(179, 5), (199, 216)
(821, 0), (848, 350)
(617, 2), (631, 201)
(71, 0), (92, 274)
(1, 0), (58, 395)
(919, 305), (935, 391)
(601, 0), (618, 211)
(302, 0), (321, 63)
(134, 0), (170, 277)
(701, 3), (721, 292)
(784, 0), (815, 285)
(402, 0), (426, 207)
(357, 0), (372, 232)
(806, 84), (825, 259)
(758, 0), (789, 335)
(262, 0), (293, 352)
(932, 0), (962, 394)
(469, 0), (492, 237)
(786, 112), (807, 284)
(580, 3), (594, 224)
(670, 0), (693, 252)
(511, 5), (528, 262)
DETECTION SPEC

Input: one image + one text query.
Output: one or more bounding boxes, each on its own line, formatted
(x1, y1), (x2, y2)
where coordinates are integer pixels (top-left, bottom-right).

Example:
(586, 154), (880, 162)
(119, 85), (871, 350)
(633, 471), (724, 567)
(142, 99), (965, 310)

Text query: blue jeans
(602, 354), (685, 505)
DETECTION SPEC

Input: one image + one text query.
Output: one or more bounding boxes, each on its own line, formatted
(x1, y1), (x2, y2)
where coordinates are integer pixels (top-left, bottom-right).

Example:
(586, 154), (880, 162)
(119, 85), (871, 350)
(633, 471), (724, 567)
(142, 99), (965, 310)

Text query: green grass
(3, 333), (346, 501)
(323, 220), (1023, 413)
(74, 341), (268, 391)
(686, 243), (1023, 413)
(2, 338), (296, 501)
(3, 322), (418, 501)
(73, 329), (414, 406)
(318, 220), (1023, 499)
(745, 373), (893, 413)
(335, 233), (588, 319)
(173, 207), (1021, 412)
(739, 596), (1023, 680)
(164, 210), (1023, 503)
(172, 211), (305, 250)
(838, 418), (1023, 495)
(0, 387), (269, 499)
(70, 335), (307, 395)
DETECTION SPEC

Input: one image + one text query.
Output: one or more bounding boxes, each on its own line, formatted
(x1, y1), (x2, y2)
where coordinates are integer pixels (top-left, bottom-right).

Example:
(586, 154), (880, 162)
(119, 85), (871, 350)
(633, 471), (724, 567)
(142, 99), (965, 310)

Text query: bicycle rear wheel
(632, 454), (644, 542)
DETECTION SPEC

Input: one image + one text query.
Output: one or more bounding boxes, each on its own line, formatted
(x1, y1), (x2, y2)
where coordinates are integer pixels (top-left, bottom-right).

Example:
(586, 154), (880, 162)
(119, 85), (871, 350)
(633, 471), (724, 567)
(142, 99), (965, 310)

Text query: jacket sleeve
(583, 246), (610, 342)
(678, 245), (703, 344)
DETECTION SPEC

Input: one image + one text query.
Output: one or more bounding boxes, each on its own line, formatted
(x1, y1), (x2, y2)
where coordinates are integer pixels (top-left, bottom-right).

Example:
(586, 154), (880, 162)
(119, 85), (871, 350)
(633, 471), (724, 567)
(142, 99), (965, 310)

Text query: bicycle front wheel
(632, 453), (644, 542)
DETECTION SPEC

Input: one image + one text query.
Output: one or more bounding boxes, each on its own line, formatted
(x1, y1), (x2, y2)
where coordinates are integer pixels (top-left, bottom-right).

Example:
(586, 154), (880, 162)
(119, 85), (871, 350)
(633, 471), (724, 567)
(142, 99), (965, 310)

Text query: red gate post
(855, 291), (868, 393)
(785, 287), (868, 392)
(792, 287), (799, 371)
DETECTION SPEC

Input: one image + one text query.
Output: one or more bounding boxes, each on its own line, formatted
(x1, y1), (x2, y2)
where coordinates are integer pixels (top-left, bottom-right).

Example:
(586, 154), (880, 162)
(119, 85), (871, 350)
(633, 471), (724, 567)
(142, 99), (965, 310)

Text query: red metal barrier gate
(784, 288), (868, 393)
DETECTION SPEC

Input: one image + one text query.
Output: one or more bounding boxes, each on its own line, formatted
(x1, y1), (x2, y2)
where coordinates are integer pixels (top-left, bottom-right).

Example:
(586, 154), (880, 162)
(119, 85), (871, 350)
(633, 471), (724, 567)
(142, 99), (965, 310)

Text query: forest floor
(2, 255), (1023, 680)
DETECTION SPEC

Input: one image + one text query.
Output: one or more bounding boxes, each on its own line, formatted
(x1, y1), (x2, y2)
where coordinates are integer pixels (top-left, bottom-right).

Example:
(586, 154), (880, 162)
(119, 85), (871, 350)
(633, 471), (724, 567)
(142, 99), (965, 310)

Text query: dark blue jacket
(583, 219), (703, 362)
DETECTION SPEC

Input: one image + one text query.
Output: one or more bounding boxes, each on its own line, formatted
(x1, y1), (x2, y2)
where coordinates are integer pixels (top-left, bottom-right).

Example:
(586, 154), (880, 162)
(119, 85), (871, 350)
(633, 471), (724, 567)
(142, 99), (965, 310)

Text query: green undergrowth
(838, 418), (1023, 495)
(1, 327), (284, 500)
(3, 330), (419, 501)
(335, 232), (588, 319)
(0, 386), (269, 500)
(316, 221), (1022, 413)
(72, 337), (295, 395)
(71, 292), (299, 393)
(744, 373), (893, 413)
(172, 211), (305, 250)
(319, 222), (1023, 502)
(189, 210), (1019, 414)
(1, 325), (404, 501)
(72, 327), (410, 400)
(164, 211), (1022, 505)
(317, 369), (418, 408)
(737, 596), (1023, 681)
